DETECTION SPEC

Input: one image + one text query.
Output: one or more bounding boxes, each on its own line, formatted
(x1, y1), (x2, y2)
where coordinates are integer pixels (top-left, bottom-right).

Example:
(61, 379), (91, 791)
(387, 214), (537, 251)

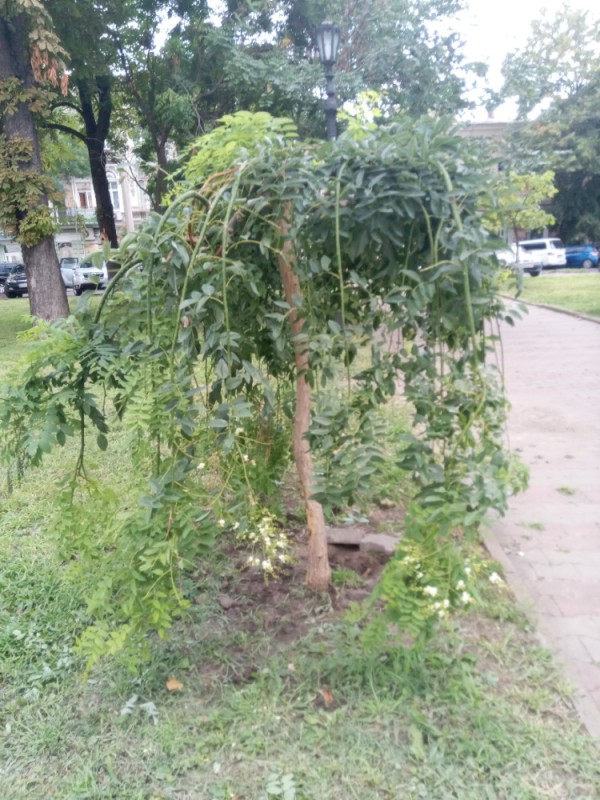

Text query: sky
(457, 0), (599, 120)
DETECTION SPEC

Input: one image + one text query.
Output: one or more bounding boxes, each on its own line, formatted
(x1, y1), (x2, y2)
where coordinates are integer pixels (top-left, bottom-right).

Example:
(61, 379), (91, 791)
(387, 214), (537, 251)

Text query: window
(109, 181), (120, 210)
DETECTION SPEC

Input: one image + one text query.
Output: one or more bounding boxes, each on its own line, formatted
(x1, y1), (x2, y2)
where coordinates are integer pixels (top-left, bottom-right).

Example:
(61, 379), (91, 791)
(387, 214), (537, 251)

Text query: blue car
(565, 244), (599, 268)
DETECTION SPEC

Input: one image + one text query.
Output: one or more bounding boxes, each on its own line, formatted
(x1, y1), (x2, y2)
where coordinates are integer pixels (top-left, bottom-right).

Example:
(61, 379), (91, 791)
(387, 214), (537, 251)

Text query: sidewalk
(485, 302), (600, 738)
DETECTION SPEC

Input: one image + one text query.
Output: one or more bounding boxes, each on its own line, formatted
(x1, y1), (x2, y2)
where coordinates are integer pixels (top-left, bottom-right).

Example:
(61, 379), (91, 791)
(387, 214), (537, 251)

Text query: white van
(515, 238), (566, 271)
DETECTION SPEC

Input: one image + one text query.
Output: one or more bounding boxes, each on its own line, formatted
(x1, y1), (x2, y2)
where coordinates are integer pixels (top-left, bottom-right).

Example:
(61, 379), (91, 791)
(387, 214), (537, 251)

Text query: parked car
(515, 238), (566, 271)
(495, 246), (541, 276)
(565, 244), (599, 269)
(4, 264), (28, 298)
(59, 256), (80, 270)
(60, 259), (105, 295)
(0, 262), (14, 292)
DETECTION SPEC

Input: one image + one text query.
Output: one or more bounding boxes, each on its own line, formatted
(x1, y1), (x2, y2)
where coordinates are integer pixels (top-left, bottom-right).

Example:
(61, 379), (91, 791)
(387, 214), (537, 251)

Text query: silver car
(61, 260), (106, 295)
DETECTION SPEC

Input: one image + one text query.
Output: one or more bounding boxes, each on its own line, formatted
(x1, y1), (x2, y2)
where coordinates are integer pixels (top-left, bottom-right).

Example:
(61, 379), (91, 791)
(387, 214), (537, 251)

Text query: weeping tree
(0, 112), (524, 666)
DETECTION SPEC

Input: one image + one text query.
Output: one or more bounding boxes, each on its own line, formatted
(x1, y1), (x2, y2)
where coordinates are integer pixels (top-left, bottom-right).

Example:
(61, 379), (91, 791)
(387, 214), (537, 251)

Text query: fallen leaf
(166, 676), (184, 692)
(318, 687), (334, 707)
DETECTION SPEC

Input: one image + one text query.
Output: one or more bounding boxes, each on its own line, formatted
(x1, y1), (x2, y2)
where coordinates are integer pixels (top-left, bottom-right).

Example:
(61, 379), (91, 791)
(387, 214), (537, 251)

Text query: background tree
(112, 0), (209, 209)
(483, 169), (557, 243)
(499, 6), (600, 241)
(501, 7), (600, 119)
(44, 0), (483, 217)
(203, 0), (482, 123)
(45, 0), (125, 247)
(42, 123), (90, 190)
(0, 0), (69, 320)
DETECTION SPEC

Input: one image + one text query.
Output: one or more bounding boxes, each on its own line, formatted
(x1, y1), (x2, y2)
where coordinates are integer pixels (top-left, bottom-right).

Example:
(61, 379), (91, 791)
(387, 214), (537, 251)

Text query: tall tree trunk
(0, 15), (69, 321)
(153, 140), (170, 211)
(277, 214), (331, 592)
(78, 77), (119, 248)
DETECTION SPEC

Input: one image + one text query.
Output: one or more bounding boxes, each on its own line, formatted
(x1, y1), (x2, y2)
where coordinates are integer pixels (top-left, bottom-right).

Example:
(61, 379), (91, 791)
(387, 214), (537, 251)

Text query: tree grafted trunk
(277, 216), (331, 592)
(0, 14), (69, 321)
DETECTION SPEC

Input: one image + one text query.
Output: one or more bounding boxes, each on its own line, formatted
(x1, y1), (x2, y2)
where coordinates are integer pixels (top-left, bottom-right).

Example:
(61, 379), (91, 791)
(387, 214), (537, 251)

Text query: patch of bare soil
(216, 530), (388, 633)
(189, 507), (403, 685)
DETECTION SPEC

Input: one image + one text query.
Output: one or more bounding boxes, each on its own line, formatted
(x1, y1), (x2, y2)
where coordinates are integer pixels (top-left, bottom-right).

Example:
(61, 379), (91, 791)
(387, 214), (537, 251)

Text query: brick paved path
(485, 301), (600, 738)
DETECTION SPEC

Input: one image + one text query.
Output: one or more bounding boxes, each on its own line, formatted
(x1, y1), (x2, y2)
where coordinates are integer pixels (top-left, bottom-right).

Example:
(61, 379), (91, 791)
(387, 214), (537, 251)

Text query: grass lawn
(511, 271), (600, 319)
(1, 297), (599, 799)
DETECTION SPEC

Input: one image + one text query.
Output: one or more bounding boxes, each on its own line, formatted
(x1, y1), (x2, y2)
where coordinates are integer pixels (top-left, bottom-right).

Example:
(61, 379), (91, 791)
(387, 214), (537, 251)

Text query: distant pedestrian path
(486, 303), (600, 738)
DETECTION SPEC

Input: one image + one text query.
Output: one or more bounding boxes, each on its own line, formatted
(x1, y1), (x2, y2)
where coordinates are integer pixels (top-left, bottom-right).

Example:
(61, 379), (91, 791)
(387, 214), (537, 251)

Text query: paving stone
(525, 593), (562, 617)
(581, 637), (600, 662)
(359, 533), (398, 555)
(553, 595), (600, 617)
(533, 563), (600, 583)
(326, 526), (367, 546)
(549, 634), (592, 662)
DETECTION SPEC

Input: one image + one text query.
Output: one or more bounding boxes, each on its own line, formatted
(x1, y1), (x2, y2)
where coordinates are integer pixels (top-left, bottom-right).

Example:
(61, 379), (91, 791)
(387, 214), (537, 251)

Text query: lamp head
(317, 21), (340, 66)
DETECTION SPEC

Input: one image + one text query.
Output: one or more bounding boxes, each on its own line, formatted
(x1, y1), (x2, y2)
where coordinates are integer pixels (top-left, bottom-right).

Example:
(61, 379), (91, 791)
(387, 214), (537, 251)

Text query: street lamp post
(316, 21), (340, 141)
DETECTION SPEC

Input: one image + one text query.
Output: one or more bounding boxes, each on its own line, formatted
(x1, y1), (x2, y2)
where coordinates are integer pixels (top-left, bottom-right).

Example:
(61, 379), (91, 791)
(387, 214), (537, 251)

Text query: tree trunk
(78, 77), (119, 248)
(277, 215), (331, 592)
(0, 15), (69, 321)
(153, 140), (170, 211)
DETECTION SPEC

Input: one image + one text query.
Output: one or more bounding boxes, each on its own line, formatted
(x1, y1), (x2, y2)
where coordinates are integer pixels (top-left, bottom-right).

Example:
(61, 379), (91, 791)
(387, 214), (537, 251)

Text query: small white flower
(235, 427), (244, 436)
(416, 571), (424, 579)
(261, 559), (272, 571)
(424, 585), (438, 597)
(489, 571), (503, 585)
(217, 519), (226, 527)
(442, 599), (450, 609)
(461, 591), (472, 605)
(232, 521), (240, 531)
(242, 454), (249, 462)
(464, 567), (472, 576)
(456, 580), (466, 591)
(250, 459), (256, 466)
(197, 462), (206, 470)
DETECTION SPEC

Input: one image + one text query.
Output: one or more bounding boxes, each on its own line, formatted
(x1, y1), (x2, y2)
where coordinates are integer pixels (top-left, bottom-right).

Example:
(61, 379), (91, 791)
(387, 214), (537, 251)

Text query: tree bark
(0, 14), (69, 320)
(77, 77), (119, 248)
(277, 214), (331, 592)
